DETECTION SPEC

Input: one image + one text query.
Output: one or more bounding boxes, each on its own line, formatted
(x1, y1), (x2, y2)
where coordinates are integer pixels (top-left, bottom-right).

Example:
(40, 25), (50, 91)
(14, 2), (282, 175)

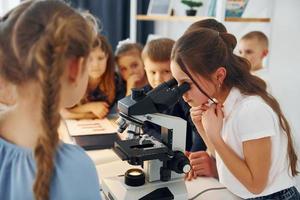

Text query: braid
(31, 17), (67, 200)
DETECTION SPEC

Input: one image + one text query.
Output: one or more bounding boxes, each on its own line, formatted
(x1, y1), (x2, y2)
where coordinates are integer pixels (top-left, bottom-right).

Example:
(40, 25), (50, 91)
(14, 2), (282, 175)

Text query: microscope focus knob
(181, 162), (191, 174)
(168, 151), (191, 174)
(116, 117), (128, 133)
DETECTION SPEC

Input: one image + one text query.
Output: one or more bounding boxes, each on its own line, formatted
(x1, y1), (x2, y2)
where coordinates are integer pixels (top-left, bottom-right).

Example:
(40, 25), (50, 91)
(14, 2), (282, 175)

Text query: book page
(65, 118), (117, 136)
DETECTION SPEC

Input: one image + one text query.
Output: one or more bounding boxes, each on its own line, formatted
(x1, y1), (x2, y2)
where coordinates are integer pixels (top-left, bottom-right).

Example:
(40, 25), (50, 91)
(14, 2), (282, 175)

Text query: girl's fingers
(216, 103), (224, 118)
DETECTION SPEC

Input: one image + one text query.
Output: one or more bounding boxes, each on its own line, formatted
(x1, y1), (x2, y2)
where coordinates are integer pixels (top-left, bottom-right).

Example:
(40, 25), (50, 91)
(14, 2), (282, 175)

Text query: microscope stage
(114, 138), (173, 165)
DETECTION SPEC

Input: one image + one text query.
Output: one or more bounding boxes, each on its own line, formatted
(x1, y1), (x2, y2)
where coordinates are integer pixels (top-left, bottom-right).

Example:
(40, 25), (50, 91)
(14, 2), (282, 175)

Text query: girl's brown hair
(185, 18), (227, 34)
(86, 35), (116, 104)
(8, 1), (95, 200)
(0, 0), (34, 84)
(172, 28), (298, 176)
(115, 42), (143, 64)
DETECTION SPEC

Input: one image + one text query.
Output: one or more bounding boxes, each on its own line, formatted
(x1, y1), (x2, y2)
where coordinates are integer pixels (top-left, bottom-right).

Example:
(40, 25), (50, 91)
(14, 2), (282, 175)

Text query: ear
(262, 49), (269, 58)
(215, 67), (227, 85)
(67, 58), (81, 82)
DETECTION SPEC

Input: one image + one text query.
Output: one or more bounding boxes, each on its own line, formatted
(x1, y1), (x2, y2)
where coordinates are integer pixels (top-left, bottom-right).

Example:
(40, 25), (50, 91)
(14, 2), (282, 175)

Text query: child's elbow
(248, 186), (265, 195)
(247, 180), (268, 195)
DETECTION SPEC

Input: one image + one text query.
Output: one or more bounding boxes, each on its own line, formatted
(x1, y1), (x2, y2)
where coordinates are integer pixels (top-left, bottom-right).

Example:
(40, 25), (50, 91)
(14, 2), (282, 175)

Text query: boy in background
(141, 38), (206, 154)
(238, 31), (270, 83)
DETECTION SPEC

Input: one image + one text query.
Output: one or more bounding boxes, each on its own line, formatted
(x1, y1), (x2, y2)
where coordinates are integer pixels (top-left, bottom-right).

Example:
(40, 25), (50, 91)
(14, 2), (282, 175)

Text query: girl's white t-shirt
(216, 87), (295, 199)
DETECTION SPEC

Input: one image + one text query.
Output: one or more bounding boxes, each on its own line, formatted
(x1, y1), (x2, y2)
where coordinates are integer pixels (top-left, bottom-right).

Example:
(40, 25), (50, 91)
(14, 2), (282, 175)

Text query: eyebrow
(179, 78), (191, 82)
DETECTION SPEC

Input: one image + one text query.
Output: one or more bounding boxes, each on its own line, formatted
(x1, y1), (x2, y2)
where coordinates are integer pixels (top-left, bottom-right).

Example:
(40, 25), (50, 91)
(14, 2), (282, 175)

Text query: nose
(155, 73), (164, 83)
(239, 51), (245, 57)
(241, 52), (249, 59)
(182, 91), (189, 102)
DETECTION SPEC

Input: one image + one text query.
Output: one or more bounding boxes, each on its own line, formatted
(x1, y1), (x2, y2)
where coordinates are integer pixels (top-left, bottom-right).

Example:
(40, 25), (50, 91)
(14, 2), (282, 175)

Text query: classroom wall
(268, 0), (300, 189)
(0, 0), (20, 16)
(155, 0), (300, 188)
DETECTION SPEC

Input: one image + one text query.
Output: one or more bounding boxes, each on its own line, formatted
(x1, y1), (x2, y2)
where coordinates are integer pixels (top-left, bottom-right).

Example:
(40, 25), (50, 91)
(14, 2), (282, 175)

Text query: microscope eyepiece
(165, 78), (178, 87)
(177, 82), (190, 96)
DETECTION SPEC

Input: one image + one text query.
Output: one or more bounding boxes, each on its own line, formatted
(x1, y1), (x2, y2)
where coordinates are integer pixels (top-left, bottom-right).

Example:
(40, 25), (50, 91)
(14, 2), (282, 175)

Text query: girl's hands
(185, 151), (218, 181)
(88, 102), (109, 119)
(201, 103), (224, 144)
(127, 74), (142, 90)
(190, 104), (209, 134)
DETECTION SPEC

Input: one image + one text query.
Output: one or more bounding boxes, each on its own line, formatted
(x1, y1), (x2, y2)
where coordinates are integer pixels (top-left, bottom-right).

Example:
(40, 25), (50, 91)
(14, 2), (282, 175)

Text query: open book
(65, 118), (119, 150)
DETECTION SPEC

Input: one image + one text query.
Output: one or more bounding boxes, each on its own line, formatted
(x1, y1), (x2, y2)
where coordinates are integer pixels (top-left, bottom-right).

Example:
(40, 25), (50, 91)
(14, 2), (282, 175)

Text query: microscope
(100, 79), (192, 200)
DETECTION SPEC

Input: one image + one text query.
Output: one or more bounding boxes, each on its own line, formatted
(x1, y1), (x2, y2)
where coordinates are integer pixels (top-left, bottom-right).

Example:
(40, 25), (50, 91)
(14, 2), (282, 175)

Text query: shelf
(225, 17), (270, 22)
(136, 15), (214, 22)
(136, 15), (271, 23)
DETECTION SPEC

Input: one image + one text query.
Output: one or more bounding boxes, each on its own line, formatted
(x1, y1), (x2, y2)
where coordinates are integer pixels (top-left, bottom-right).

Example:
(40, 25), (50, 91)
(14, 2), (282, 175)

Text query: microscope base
(101, 175), (188, 200)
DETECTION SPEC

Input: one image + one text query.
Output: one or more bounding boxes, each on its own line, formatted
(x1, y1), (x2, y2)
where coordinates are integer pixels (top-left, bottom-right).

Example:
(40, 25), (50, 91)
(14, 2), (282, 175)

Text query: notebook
(64, 118), (119, 150)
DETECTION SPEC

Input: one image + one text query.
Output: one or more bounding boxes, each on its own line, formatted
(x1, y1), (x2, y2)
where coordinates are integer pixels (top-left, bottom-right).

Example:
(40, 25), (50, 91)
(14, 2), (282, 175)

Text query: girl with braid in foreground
(0, 1), (100, 200)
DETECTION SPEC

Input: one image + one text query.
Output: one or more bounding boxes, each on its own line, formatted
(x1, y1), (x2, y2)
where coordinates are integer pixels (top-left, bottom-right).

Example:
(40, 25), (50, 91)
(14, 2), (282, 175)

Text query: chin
(89, 74), (101, 79)
(152, 84), (159, 88)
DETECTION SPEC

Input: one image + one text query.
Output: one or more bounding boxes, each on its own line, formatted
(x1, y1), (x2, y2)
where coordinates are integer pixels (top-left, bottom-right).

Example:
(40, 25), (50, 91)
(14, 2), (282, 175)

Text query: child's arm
(203, 103), (271, 194)
(72, 101), (109, 118)
(213, 135), (271, 194)
(60, 108), (96, 119)
(61, 101), (109, 119)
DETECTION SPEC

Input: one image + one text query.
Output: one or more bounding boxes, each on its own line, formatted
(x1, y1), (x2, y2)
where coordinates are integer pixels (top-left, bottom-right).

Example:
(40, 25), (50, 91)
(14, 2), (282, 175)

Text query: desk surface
(97, 160), (242, 200)
(60, 119), (241, 200)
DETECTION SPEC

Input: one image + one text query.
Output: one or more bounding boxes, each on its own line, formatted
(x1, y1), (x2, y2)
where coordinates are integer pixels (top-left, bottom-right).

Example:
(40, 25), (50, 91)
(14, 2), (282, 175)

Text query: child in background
(141, 38), (206, 154)
(115, 40), (148, 96)
(61, 35), (125, 119)
(0, 1), (100, 200)
(238, 31), (270, 83)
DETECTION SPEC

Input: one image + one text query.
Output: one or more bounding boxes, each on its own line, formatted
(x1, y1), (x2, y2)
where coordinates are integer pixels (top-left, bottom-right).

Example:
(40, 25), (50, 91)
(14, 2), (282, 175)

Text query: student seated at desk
(61, 35), (125, 119)
(184, 18), (228, 180)
(171, 27), (300, 199)
(141, 38), (207, 153)
(115, 40), (148, 96)
(0, 1), (100, 200)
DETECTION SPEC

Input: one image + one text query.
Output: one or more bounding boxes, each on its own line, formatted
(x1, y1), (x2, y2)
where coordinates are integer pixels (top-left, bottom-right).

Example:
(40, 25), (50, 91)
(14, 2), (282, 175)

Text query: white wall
(0, 0), (20, 17)
(153, 0), (300, 188)
(268, 0), (300, 189)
